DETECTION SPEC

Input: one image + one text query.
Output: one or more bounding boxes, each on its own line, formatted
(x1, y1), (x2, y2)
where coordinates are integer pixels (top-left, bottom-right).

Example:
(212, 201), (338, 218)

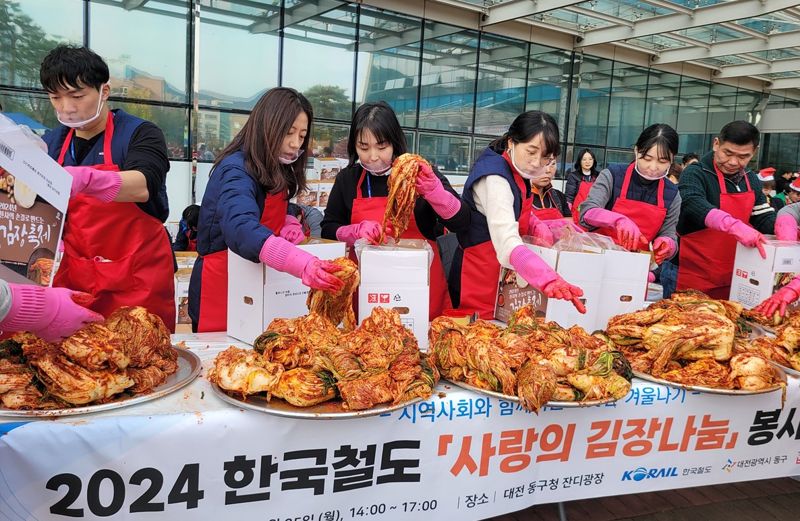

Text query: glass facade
(0, 0), (797, 192)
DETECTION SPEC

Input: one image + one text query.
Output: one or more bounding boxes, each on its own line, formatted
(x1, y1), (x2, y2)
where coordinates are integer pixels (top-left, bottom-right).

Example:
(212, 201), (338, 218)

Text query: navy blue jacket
(189, 151), (284, 326)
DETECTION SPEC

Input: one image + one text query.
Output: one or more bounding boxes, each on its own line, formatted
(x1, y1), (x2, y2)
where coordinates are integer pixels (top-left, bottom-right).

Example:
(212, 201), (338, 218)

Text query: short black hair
(182, 204), (201, 228)
(490, 110), (560, 157)
(40, 45), (109, 93)
(682, 153), (699, 165)
(719, 120), (760, 148)
(347, 101), (407, 167)
(635, 124), (679, 162)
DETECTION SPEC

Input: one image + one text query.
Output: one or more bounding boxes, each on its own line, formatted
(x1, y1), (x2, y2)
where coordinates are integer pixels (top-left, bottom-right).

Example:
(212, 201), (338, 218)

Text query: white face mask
(635, 163), (669, 181)
(278, 150), (303, 165)
(358, 159), (392, 176)
(509, 145), (548, 180)
(56, 84), (108, 129)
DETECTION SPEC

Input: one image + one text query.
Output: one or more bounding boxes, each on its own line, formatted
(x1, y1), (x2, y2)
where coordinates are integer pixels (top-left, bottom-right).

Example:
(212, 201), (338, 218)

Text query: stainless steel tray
(0, 348), (202, 417)
(210, 383), (424, 420)
(445, 379), (621, 407)
(632, 367), (787, 395)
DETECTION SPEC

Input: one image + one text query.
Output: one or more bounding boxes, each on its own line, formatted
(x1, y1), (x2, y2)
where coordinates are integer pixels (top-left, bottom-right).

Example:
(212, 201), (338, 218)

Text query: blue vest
(606, 162), (679, 210)
(458, 147), (527, 249)
(43, 109), (144, 168)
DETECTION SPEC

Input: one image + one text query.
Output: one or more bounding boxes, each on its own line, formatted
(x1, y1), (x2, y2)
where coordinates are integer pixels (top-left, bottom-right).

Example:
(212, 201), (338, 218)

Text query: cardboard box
(227, 239), (346, 344)
(175, 251), (198, 269)
(729, 240), (800, 309)
(0, 118), (71, 286)
(358, 242), (430, 349)
(495, 245), (649, 331)
(175, 268), (192, 325)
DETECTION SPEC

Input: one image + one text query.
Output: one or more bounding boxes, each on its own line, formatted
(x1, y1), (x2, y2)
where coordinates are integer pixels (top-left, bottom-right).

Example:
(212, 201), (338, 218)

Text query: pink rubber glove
(754, 277), (800, 317)
(259, 235), (344, 292)
(543, 219), (583, 242)
(509, 245), (586, 313)
(415, 162), (460, 219)
(652, 236), (677, 264)
(335, 221), (383, 246)
(648, 271), (656, 283)
(774, 214), (798, 242)
(705, 208), (767, 259)
(583, 208), (648, 251)
(279, 215), (305, 244)
(528, 214), (555, 247)
(64, 166), (122, 202)
(0, 283), (103, 342)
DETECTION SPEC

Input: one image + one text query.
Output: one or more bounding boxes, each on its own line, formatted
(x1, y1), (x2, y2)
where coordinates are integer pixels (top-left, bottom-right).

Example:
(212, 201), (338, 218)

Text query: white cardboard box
(358, 244), (430, 350)
(729, 240), (800, 309)
(495, 245), (649, 331)
(227, 239), (346, 344)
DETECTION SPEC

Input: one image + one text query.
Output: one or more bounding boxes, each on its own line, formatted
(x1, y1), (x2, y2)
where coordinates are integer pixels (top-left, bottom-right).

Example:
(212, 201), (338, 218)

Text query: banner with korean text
(1, 379), (798, 521)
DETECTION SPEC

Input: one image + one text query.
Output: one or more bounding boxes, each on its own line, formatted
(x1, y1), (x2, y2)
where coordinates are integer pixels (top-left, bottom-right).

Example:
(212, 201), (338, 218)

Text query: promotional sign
(0, 117), (71, 286)
(1, 350), (797, 521)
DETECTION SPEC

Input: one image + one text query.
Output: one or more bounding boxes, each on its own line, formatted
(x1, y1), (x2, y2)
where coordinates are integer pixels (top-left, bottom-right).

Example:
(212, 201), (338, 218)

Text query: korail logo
(621, 466), (679, 481)
(722, 458), (736, 473)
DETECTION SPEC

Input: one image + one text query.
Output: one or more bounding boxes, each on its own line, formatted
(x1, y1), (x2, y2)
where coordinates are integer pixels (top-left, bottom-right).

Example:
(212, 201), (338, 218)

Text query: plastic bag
(353, 237), (434, 268)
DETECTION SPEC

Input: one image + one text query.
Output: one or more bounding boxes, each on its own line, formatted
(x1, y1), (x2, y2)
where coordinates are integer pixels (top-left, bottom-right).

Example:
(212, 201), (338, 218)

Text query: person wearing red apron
(676, 121), (774, 299)
(453, 111), (585, 319)
(40, 45), (176, 331)
(580, 125), (681, 271)
(566, 148), (599, 227)
(320, 101), (470, 320)
(188, 88), (344, 332)
(773, 178), (800, 241)
(527, 160), (581, 245)
(173, 204), (200, 251)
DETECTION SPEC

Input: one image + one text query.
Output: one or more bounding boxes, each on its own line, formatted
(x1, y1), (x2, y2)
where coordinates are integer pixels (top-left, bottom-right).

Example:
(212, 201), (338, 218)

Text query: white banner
(1, 376), (798, 521)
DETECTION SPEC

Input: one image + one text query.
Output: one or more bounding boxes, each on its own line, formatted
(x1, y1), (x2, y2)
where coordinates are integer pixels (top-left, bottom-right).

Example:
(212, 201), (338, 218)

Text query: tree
(0, 0), (62, 126)
(302, 85), (351, 121)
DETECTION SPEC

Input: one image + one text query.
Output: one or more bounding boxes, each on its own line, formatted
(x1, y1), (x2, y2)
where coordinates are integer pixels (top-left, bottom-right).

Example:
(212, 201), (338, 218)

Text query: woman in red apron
(566, 148), (599, 226)
(320, 101), (469, 320)
(454, 111), (585, 319)
(188, 88), (344, 332)
(579, 124), (681, 268)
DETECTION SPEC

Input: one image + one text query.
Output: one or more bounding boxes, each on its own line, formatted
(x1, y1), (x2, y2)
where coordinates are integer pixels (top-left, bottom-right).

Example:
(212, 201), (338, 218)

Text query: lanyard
(70, 139), (76, 163)
(366, 174), (372, 198)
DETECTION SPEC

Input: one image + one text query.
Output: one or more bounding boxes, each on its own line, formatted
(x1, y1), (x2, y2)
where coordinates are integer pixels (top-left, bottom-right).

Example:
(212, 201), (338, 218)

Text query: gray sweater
(579, 169), (681, 246)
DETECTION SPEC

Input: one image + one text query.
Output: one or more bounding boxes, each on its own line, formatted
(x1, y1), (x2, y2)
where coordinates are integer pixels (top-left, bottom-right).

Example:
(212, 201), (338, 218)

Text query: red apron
(595, 163), (667, 246)
(571, 177), (593, 229)
(54, 113), (176, 332)
(196, 192), (287, 332)
(531, 189), (564, 221)
(677, 164), (755, 299)
(186, 231), (197, 252)
(459, 155), (534, 319)
(351, 169), (451, 320)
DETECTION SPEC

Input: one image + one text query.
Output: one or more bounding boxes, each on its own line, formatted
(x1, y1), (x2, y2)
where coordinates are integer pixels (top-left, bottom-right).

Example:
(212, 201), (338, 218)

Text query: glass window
(0, 0), (83, 89)
(606, 148), (633, 166)
(89, 0), (188, 103)
(734, 88), (762, 122)
(471, 137), (493, 172)
(574, 55), (613, 146)
(645, 71), (680, 129)
(607, 63), (648, 148)
(310, 121), (349, 160)
(282, 1), (356, 121)
(114, 101), (189, 160)
(418, 133), (471, 175)
(764, 133), (799, 177)
(676, 77), (711, 155)
(193, 109), (249, 161)
(474, 34), (527, 136)
(198, 0), (280, 110)
(706, 83), (738, 134)
(568, 145), (607, 173)
(0, 89), (59, 131)
(418, 22), (478, 133)
(356, 7), (421, 128)
(526, 44), (572, 134)
(404, 130), (416, 154)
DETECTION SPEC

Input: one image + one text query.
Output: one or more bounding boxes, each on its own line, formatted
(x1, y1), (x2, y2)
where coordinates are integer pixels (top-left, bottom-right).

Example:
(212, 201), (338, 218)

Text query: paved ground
(488, 478), (800, 521)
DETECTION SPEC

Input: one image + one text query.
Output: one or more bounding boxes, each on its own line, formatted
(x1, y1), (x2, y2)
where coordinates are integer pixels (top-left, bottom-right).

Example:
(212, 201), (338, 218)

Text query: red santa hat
(758, 167), (776, 182)
(790, 177), (800, 192)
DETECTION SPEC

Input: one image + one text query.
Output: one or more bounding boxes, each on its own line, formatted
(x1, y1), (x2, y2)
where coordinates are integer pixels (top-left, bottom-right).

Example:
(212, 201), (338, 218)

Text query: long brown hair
(214, 87), (312, 198)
